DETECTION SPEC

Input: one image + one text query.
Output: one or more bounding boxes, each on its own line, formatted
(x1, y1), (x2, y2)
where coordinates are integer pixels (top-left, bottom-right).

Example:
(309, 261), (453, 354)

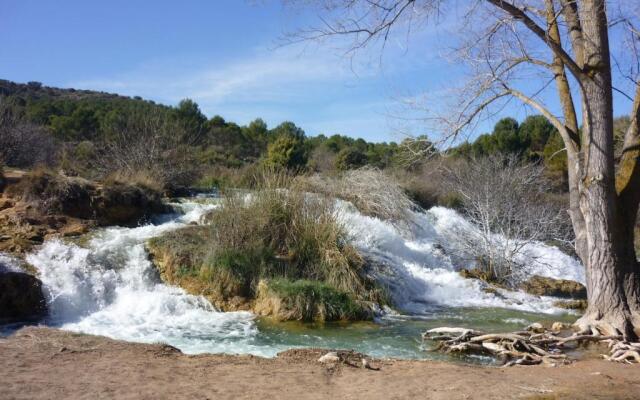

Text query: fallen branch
(422, 324), (639, 366)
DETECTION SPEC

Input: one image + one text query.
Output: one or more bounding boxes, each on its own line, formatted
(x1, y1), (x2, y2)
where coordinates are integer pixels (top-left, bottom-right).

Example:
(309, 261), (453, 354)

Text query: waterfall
(25, 198), (259, 354)
(335, 201), (584, 315)
(16, 195), (584, 357)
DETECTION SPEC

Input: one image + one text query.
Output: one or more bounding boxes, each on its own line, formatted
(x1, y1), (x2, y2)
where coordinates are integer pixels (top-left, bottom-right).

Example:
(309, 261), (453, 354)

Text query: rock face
(0, 271), (46, 322)
(94, 182), (166, 226)
(519, 275), (587, 299)
(0, 169), (168, 255)
(12, 170), (167, 226)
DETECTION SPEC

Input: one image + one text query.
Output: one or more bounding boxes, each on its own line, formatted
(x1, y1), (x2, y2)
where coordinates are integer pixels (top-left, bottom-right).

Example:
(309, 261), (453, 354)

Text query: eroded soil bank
(1, 327), (639, 400)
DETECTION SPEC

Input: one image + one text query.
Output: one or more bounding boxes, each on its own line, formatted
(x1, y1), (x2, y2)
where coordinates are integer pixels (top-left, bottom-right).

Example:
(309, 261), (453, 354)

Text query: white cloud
(66, 41), (435, 141)
(70, 44), (379, 107)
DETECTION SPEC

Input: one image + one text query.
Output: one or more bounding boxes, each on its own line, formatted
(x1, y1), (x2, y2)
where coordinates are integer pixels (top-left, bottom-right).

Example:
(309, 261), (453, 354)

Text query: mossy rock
(146, 193), (386, 322)
(254, 279), (372, 322)
(520, 275), (586, 299)
(95, 182), (167, 225)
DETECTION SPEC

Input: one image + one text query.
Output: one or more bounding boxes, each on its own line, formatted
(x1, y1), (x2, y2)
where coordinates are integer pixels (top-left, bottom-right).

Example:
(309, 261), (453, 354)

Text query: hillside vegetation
(3, 79), (621, 196)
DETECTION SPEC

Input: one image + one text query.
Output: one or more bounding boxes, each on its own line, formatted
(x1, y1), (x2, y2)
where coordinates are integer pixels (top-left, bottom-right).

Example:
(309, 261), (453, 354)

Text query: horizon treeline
(1, 79), (628, 190)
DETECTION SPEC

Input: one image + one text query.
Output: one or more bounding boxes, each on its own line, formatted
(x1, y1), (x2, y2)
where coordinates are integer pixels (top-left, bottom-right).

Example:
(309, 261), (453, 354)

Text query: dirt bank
(1, 327), (638, 400)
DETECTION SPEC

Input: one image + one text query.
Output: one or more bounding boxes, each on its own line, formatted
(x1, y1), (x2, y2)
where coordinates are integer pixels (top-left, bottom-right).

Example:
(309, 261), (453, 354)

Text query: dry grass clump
(103, 169), (165, 193)
(301, 167), (416, 227)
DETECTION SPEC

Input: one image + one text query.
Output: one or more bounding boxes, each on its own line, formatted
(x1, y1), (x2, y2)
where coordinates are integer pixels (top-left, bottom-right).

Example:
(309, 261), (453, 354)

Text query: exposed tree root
(574, 313), (639, 341)
(422, 323), (638, 366)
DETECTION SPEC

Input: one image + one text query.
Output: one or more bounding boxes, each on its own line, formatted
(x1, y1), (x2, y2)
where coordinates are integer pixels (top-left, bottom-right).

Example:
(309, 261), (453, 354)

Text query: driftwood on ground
(422, 324), (640, 366)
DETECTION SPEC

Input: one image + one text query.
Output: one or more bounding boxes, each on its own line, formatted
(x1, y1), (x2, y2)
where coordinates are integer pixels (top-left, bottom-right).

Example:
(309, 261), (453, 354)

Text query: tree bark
(573, 0), (639, 339)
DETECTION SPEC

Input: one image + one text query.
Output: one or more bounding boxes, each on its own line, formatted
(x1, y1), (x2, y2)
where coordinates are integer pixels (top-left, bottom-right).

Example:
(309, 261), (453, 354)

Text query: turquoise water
(246, 307), (578, 361)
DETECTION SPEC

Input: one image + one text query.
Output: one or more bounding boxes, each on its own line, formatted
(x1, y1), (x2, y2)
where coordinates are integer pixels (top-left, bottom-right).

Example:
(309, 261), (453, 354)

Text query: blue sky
(1, 1), (635, 143)
(0, 0), (465, 143)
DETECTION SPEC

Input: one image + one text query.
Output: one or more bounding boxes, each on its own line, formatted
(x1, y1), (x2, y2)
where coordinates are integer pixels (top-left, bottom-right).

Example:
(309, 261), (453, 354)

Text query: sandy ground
(1, 327), (639, 400)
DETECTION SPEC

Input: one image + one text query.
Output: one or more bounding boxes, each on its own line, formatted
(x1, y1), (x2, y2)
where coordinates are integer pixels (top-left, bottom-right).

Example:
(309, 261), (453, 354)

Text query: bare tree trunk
(574, 0), (638, 339)
(544, 0), (587, 265)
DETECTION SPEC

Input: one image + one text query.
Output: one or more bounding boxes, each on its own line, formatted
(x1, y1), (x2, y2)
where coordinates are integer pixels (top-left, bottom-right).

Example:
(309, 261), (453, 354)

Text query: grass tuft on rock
(147, 168), (387, 321)
(254, 279), (371, 322)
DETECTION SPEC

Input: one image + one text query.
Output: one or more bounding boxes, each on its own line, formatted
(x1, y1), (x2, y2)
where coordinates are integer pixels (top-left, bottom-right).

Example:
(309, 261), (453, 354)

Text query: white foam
(24, 194), (584, 356)
(25, 197), (276, 355)
(336, 202), (585, 315)
(0, 253), (23, 273)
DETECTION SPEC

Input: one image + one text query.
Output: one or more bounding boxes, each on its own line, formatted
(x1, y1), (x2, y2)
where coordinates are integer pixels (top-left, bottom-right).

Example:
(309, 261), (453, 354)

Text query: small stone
(551, 322), (570, 331)
(526, 322), (545, 333)
(318, 352), (340, 364)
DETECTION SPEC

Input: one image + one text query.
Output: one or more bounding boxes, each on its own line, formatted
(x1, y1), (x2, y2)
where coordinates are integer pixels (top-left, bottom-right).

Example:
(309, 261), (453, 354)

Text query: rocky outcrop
(0, 169), (168, 255)
(10, 169), (168, 226)
(94, 182), (167, 226)
(553, 299), (588, 310)
(147, 226), (375, 322)
(519, 275), (586, 299)
(0, 271), (46, 322)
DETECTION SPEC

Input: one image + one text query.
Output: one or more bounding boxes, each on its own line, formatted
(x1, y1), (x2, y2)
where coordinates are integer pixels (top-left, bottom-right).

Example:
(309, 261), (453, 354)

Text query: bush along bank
(147, 173), (387, 322)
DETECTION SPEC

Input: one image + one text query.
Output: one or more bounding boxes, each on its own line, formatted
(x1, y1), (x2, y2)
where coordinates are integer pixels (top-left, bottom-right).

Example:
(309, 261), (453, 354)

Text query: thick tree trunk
(573, 0), (639, 339)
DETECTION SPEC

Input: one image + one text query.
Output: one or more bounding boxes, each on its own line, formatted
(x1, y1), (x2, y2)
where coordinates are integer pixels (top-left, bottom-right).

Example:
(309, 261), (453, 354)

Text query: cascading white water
(0, 253), (23, 273)
(17, 194), (585, 358)
(335, 201), (585, 315)
(25, 198), (263, 355)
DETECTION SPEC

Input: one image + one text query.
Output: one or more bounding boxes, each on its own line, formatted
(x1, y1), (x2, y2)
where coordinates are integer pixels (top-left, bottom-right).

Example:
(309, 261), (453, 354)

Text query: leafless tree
(287, 0), (640, 339)
(444, 154), (568, 285)
(0, 100), (57, 168)
(97, 109), (197, 189)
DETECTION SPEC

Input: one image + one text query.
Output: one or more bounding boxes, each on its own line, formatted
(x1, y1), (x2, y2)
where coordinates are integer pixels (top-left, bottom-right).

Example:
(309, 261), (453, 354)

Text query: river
(3, 194), (583, 360)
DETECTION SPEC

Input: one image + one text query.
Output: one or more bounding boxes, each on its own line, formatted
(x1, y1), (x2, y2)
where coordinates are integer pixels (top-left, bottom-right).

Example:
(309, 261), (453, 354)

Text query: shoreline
(1, 326), (639, 400)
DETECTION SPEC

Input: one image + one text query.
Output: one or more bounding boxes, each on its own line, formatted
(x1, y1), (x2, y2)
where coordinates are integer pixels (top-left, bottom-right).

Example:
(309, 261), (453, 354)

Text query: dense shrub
(335, 147), (367, 170)
(0, 101), (57, 168)
(264, 134), (307, 169)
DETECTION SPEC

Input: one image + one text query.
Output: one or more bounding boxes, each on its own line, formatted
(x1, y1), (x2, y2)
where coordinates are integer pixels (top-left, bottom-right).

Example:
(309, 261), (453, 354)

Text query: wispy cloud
(67, 40), (437, 141)
(70, 44), (379, 106)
